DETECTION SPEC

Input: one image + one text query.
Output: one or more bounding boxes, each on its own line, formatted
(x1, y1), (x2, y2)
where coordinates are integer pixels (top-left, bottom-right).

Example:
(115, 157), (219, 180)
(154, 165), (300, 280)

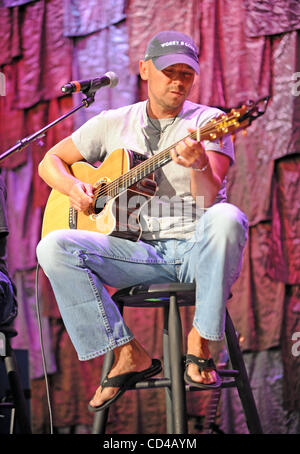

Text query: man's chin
(165, 95), (186, 111)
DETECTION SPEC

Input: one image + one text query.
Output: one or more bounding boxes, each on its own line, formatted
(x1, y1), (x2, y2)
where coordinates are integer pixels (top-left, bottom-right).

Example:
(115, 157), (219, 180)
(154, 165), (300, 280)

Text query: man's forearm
(190, 164), (221, 208)
(38, 152), (80, 196)
(38, 136), (84, 196)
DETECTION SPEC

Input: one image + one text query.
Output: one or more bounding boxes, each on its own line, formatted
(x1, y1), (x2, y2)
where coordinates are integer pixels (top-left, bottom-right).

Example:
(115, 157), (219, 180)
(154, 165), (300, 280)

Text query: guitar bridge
(69, 206), (78, 229)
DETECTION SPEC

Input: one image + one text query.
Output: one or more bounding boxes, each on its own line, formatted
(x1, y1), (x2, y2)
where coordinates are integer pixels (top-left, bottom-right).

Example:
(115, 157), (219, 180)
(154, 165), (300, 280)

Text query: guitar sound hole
(93, 181), (111, 214)
(94, 194), (113, 214)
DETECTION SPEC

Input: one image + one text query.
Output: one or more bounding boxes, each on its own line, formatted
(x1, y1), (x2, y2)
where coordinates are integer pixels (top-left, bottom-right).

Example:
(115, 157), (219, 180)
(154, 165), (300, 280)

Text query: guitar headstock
(193, 96), (270, 142)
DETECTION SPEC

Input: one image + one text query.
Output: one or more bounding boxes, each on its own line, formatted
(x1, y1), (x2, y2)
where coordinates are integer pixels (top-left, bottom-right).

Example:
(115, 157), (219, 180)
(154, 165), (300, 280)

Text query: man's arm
(38, 136), (94, 212)
(190, 149), (230, 207)
(171, 135), (230, 208)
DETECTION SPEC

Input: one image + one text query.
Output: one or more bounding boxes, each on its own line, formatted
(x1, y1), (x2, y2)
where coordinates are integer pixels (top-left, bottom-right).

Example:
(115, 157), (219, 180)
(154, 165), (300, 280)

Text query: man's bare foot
(186, 327), (217, 385)
(89, 339), (152, 409)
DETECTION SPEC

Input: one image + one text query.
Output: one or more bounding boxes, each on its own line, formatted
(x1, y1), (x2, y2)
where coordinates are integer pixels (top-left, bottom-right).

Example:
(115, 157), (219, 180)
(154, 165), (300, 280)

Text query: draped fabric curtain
(0, 0), (299, 433)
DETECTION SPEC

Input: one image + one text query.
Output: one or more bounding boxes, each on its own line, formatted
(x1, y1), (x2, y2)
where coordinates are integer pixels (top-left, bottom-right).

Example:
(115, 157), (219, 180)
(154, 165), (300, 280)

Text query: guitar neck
(96, 96), (270, 199)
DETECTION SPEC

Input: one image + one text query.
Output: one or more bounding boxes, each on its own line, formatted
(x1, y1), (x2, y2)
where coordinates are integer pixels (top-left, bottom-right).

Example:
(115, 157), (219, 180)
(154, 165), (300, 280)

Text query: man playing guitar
(37, 31), (248, 412)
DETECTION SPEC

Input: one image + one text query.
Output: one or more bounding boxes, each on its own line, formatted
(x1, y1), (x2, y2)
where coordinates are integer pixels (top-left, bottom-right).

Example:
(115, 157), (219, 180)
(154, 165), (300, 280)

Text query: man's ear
(139, 60), (149, 81)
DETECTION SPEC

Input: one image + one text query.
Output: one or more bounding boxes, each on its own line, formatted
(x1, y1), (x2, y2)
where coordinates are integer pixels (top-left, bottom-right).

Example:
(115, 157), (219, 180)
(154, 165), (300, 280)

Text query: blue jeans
(36, 202), (248, 361)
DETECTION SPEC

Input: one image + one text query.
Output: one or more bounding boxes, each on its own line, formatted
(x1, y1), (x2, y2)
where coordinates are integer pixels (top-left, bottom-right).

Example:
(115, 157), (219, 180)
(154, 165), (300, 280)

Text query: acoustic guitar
(41, 97), (269, 241)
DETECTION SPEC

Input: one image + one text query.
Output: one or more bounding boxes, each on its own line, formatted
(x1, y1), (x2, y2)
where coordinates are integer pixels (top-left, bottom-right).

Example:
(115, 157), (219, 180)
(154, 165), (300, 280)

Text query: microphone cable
(35, 262), (54, 434)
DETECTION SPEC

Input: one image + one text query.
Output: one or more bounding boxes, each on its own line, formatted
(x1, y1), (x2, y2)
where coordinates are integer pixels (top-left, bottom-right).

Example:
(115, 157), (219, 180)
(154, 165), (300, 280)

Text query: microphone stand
(0, 93), (95, 162)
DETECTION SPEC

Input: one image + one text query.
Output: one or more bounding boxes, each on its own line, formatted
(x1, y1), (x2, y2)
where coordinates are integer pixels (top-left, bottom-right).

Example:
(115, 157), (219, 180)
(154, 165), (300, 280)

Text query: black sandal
(184, 354), (222, 389)
(88, 358), (162, 412)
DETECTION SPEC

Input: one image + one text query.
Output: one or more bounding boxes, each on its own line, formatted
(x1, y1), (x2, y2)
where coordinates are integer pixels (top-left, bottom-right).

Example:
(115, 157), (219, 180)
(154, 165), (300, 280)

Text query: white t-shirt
(72, 100), (234, 240)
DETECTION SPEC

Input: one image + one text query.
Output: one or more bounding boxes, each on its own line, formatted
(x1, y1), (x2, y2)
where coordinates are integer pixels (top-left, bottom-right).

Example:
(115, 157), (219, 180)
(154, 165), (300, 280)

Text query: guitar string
(92, 111), (241, 202)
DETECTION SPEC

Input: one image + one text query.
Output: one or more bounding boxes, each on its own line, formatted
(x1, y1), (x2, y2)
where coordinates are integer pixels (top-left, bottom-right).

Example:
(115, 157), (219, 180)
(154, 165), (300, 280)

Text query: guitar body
(41, 148), (157, 241)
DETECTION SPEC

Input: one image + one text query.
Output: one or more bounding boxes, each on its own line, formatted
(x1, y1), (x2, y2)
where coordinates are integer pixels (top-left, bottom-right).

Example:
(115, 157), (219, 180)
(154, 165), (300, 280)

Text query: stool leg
(225, 310), (263, 434)
(168, 293), (188, 434)
(92, 350), (114, 434)
(163, 306), (174, 434)
(4, 343), (31, 434)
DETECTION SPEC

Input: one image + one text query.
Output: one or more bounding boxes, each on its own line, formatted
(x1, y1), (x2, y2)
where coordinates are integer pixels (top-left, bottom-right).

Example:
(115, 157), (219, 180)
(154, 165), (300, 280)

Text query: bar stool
(92, 282), (262, 434)
(0, 323), (31, 433)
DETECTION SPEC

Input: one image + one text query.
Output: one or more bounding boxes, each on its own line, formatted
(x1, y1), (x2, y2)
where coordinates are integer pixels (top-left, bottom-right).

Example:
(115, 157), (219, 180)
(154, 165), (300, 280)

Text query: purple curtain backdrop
(0, 0), (299, 434)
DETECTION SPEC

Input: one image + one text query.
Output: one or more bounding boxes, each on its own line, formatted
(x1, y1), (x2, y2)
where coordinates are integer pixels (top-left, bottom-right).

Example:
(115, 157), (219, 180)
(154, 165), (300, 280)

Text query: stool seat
(113, 282), (196, 307)
(92, 282), (263, 434)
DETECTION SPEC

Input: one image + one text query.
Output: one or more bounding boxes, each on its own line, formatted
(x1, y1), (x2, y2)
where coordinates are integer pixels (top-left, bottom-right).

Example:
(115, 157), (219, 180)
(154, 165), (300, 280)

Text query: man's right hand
(69, 181), (94, 212)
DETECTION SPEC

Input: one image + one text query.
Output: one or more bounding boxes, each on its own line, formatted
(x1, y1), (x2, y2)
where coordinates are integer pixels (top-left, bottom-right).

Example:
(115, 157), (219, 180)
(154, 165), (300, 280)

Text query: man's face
(140, 60), (195, 116)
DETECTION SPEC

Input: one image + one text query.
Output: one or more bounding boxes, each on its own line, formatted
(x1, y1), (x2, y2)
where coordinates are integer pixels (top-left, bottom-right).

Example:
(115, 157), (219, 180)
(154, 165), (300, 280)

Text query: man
(36, 31), (248, 412)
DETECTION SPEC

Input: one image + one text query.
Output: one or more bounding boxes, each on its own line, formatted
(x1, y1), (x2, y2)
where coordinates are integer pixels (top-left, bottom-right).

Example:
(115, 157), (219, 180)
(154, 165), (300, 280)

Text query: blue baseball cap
(144, 30), (200, 74)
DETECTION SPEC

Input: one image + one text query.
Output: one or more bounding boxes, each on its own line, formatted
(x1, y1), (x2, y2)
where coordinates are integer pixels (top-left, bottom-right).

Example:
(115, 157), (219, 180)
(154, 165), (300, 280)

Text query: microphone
(61, 71), (118, 94)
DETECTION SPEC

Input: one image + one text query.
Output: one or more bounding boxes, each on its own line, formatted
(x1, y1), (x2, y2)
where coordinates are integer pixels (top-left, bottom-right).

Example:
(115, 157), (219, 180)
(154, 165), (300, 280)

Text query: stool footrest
(185, 380), (236, 391)
(120, 368), (240, 391)
(220, 380), (237, 389)
(218, 369), (239, 377)
(128, 377), (171, 390)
